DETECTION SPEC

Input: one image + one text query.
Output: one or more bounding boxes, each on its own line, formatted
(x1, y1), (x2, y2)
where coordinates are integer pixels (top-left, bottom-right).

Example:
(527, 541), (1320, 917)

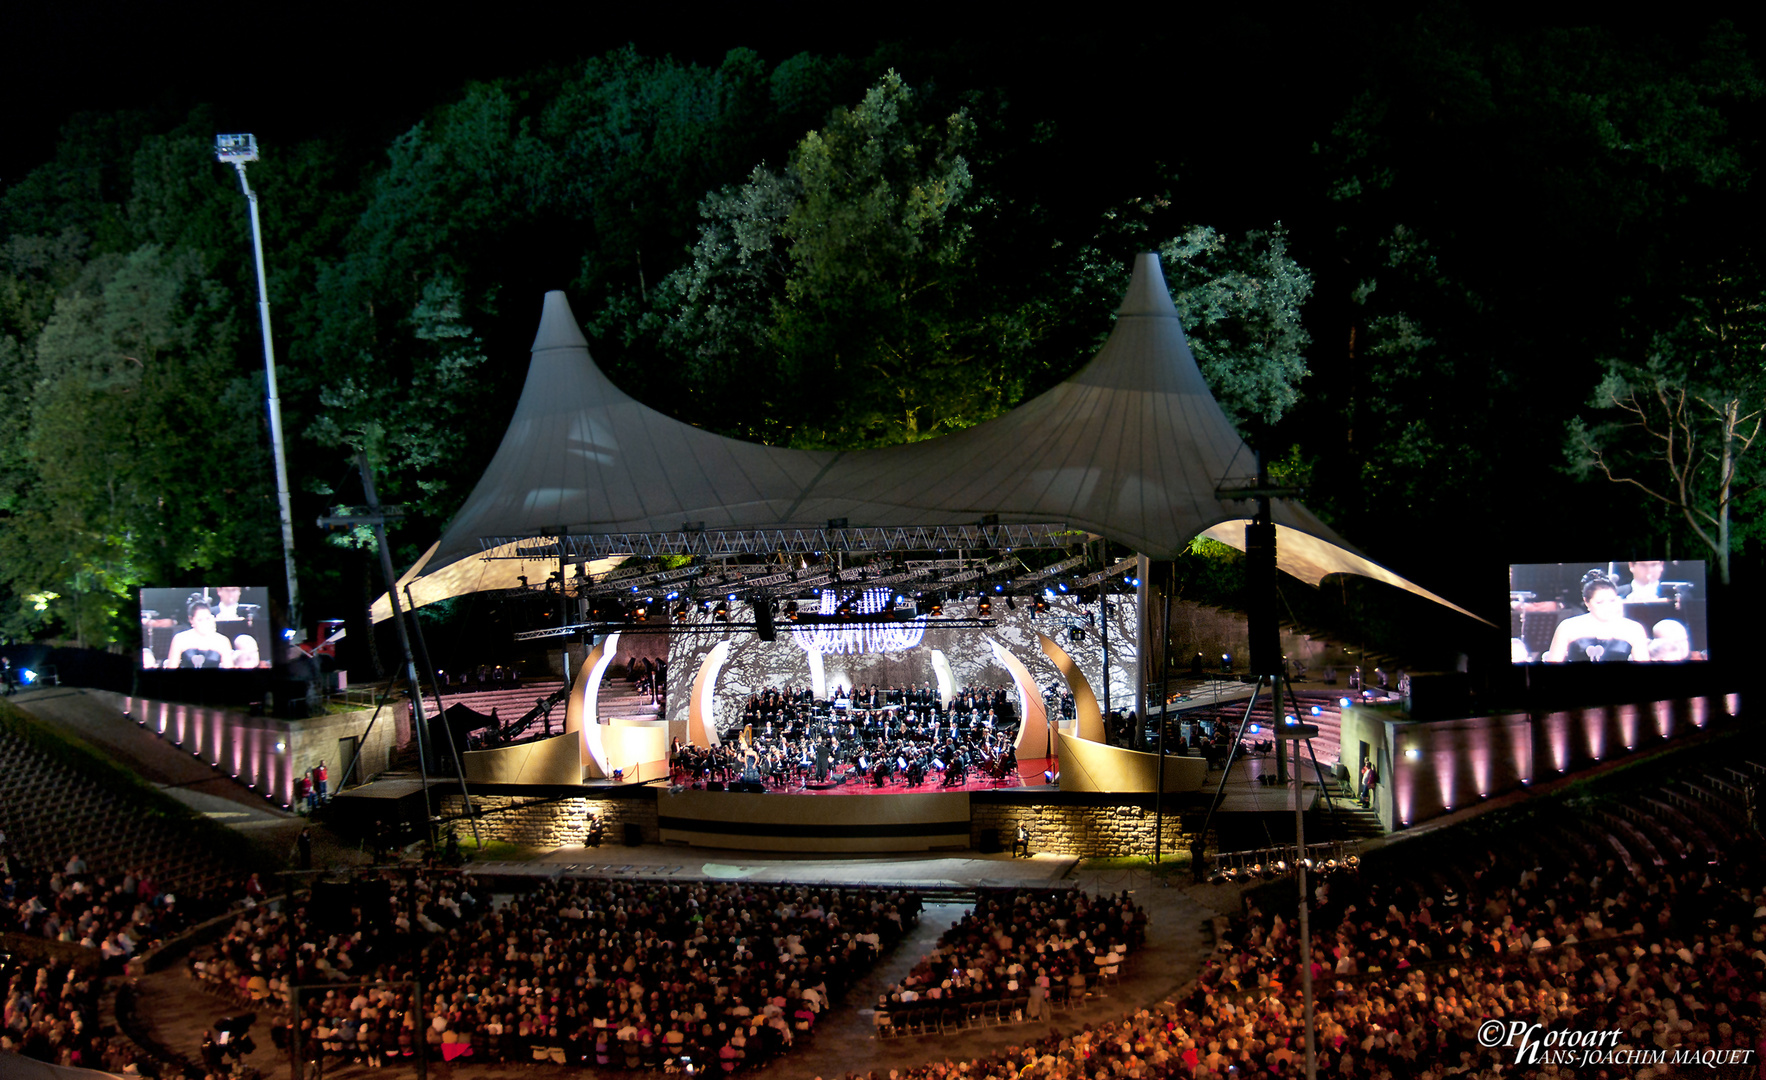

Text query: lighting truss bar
(1020, 553), (1089, 583)
(482, 523), (1078, 559)
(1075, 557), (1141, 588)
(940, 556), (1022, 586)
(515, 618), (1000, 641)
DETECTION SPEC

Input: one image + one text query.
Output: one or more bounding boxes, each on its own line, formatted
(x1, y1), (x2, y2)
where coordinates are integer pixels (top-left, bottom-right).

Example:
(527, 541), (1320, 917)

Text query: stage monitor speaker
(1245, 520), (1281, 676)
(755, 600), (776, 642)
(977, 828), (1001, 854)
(1404, 672), (1471, 720)
(623, 822), (642, 846)
(706, 781), (724, 791)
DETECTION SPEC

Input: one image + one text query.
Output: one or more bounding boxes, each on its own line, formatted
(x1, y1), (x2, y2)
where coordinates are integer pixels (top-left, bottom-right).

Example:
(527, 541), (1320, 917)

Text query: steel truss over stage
(486, 522), (1079, 560)
(491, 525), (1141, 626)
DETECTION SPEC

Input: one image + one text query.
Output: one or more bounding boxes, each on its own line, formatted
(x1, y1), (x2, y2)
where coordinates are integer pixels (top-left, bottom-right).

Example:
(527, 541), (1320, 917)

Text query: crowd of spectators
(0, 829), (250, 1076)
(836, 826), (1764, 1080)
(191, 870), (925, 1072)
(0, 952), (130, 1073)
(881, 888), (1145, 1029)
(0, 833), (226, 973)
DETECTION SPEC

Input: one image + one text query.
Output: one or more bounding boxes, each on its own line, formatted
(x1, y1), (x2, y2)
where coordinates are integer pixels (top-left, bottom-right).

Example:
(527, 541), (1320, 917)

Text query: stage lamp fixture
(1125, 574), (1141, 587)
(1033, 595), (1048, 614)
(631, 604), (649, 623)
(930, 596), (944, 616)
(713, 601), (730, 622)
(977, 596), (991, 616)
(1310, 705), (1322, 716)
(785, 600), (800, 621)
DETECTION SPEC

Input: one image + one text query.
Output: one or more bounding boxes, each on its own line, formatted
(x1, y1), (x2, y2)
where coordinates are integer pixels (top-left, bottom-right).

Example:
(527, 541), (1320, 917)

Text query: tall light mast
(215, 134), (302, 640)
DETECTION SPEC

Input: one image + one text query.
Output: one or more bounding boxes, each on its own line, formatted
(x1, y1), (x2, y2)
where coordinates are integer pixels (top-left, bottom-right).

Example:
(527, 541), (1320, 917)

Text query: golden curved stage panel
(1055, 733), (1209, 793)
(461, 730), (585, 785)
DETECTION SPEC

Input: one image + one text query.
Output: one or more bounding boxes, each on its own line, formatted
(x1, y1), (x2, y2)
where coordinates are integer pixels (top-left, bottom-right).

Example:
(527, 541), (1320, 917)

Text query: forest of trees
(0, 11), (1760, 661)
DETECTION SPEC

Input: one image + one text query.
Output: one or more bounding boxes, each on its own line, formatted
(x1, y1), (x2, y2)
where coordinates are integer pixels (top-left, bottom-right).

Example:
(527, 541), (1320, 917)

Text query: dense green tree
(660, 74), (1314, 448)
(1301, 15), (1764, 567)
(0, 246), (269, 644)
(1568, 262), (1766, 583)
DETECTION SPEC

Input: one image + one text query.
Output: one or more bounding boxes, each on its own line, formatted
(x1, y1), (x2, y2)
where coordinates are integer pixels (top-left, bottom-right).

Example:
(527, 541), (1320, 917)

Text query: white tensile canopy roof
(382, 254), (1476, 622)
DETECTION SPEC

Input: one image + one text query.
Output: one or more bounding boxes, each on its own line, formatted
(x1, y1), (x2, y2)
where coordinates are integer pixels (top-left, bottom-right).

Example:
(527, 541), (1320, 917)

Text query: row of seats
(0, 724), (235, 894)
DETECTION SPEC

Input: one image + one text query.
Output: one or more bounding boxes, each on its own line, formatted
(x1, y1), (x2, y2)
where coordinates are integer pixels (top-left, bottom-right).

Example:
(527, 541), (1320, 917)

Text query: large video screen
(140, 587), (273, 670)
(1508, 561), (1708, 664)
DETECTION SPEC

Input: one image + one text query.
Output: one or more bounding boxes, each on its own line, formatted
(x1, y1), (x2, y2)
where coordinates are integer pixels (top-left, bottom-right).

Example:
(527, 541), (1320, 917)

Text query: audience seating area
(0, 720), (238, 897)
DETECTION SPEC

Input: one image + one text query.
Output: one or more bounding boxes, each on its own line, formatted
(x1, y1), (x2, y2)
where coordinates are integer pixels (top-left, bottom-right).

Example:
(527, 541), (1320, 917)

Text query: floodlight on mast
(215, 133), (303, 641)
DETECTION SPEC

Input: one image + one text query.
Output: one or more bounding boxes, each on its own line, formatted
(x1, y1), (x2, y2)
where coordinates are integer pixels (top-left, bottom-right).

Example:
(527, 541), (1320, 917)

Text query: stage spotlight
(930, 596), (943, 616)
(785, 600), (799, 621)
(673, 601), (690, 618)
(1249, 723), (1260, 734)
(1310, 705), (1322, 716)
(699, 600), (713, 614)
(1057, 581), (1069, 593)
(713, 601), (729, 622)
(666, 591), (679, 601)
(1033, 595), (1047, 614)
(1340, 697), (1352, 708)
(1125, 575), (1140, 587)
(1068, 626), (1084, 644)
(1403, 748), (1420, 760)
(977, 597), (991, 616)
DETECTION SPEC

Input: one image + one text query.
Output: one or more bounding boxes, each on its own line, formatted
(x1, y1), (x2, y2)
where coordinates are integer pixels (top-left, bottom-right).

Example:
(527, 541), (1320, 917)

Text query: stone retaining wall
(438, 791), (1193, 858)
(436, 793), (659, 847)
(972, 802), (1195, 858)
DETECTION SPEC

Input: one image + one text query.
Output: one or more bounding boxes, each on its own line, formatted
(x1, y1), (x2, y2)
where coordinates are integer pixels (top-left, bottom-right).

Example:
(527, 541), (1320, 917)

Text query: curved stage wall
(663, 594), (1139, 742)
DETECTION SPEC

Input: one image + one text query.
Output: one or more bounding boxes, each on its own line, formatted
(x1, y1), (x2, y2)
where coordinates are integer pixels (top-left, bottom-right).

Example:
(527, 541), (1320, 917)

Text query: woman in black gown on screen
(161, 596), (236, 669)
(1543, 569), (1653, 663)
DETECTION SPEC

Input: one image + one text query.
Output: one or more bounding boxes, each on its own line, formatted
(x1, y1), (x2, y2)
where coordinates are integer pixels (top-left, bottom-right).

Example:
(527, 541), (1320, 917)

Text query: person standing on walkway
(314, 760), (329, 804)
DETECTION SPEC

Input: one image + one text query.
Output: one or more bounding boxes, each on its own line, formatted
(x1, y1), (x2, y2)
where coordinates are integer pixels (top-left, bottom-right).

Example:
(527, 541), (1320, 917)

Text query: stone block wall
(436, 793), (659, 847)
(971, 802), (1195, 859)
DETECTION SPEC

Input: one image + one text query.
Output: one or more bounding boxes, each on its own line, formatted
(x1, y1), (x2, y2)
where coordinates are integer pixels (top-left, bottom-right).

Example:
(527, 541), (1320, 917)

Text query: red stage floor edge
(672, 757), (1055, 796)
